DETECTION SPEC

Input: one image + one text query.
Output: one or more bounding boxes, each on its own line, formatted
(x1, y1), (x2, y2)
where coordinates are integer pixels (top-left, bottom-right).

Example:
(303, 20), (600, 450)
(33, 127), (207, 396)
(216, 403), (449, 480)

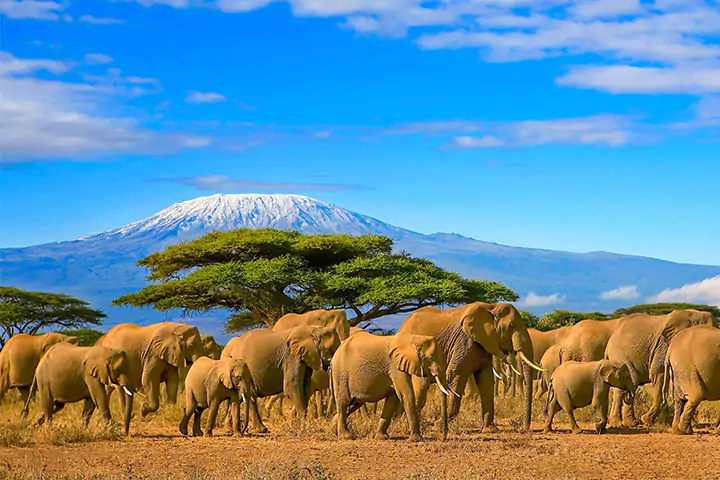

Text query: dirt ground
(2, 420), (720, 479)
(3, 391), (720, 479)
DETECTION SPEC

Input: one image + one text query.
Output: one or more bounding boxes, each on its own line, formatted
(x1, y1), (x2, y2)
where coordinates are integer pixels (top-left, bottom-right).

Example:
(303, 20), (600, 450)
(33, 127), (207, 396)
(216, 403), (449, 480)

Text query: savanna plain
(2, 388), (720, 480)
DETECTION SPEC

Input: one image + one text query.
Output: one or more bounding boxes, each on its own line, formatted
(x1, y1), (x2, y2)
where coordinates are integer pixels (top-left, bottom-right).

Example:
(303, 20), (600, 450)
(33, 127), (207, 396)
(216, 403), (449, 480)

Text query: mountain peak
(79, 193), (410, 243)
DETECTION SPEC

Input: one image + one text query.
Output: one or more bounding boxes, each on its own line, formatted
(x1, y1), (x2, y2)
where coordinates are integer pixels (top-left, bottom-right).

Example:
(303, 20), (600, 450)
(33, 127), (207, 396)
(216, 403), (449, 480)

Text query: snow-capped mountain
(2, 193), (720, 338)
(82, 194), (413, 242)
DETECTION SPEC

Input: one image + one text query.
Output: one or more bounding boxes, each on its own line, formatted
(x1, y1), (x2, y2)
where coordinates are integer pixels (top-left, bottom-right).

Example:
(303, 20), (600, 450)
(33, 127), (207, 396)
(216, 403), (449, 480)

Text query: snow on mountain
(2, 193), (720, 337)
(82, 194), (411, 242)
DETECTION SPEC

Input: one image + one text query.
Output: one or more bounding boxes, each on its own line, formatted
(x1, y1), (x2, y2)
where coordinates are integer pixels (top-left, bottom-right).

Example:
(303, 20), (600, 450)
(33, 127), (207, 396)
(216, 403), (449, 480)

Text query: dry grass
(4, 384), (720, 479)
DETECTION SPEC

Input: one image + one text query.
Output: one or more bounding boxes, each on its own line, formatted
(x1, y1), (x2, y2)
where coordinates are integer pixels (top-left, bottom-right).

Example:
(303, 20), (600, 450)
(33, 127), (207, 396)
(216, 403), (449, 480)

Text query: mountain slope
(2, 193), (719, 336)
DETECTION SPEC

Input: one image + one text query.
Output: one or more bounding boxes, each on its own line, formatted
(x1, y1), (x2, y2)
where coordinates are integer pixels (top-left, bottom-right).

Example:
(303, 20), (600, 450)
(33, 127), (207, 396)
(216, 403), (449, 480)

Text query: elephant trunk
(522, 363), (532, 432)
(441, 391), (448, 440)
(123, 390), (133, 436)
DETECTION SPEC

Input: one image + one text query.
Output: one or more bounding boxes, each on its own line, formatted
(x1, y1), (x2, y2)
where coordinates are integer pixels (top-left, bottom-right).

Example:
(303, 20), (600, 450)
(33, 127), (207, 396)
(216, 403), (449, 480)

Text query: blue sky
(2, 0), (720, 265)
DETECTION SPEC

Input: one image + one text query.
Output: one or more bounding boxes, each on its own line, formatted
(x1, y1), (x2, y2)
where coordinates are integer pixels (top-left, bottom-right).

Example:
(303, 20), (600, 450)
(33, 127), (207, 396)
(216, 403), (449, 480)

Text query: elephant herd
(1, 304), (719, 440)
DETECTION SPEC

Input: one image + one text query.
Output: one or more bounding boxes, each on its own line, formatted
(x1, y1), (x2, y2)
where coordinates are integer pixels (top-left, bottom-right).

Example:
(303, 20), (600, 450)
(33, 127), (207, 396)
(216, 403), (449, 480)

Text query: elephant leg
(250, 397), (269, 433)
(564, 404), (582, 434)
(543, 397), (560, 433)
(621, 397), (639, 427)
(594, 397), (609, 434)
(641, 377), (664, 426)
(376, 393), (400, 440)
(476, 369), (498, 433)
(82, 398), (96, 427)
(140, 381), (161, 418)
(677, 396), (702, 435)
(412, 376), (430, 411)
(393, 373), (421, 442)
(37, 390), (54, 426)
(192, 407), (205, 437)
(205, 399), (222, 437)
(164, 370), (180, 404)
(180, 397), (195, 436)
(335, 398), (353, 440)
(608, 388), (623, 426)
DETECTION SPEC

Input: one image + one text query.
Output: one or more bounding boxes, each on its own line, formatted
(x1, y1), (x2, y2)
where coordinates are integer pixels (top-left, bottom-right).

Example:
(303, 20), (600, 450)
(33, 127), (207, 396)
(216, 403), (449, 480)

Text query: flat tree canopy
(0, 287), (106, 347)
(613, 303), (720, 318)
(533, 310), (612, 331)
(113, 229), (517, 332)
(56, 328), (106, 346)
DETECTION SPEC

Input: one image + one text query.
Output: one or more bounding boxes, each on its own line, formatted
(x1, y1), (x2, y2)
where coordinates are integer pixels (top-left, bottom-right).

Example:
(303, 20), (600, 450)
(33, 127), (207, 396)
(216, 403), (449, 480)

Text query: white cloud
(520, 292), (565, 307)
(78, 15), (124, 25)
(571, 0), (644, 19)
(449, 115), (633, 148)
(600, 285), (640, 301)
(186, 91), (227, 104)
(648, 276), (720, 305)
(163, 174), (364, 192)
(558, 65), (720, 94)
(0, 52), (211, 161)
(0, 0), (63, 20)
(454, 135), (505, 148)
(85, 53), (114, 65)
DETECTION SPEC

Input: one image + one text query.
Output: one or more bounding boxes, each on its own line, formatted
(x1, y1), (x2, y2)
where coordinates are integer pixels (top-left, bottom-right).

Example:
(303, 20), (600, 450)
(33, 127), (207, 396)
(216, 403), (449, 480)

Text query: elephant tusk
(492, 367), (503, 381)
(508, 362), (522, 377)
(448, 386), (461, 398)
(122, 386), (134, 397)
(518, 351), (545, 372)
(242, 393), (247, 403)
(436, 380), (451, 397)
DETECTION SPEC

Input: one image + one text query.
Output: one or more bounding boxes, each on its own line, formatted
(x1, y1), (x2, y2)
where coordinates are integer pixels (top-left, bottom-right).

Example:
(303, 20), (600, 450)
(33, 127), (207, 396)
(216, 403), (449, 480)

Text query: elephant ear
(461, 305), (504, 358)
(83, 354), (111, 385)
(217, 361), (235, 390)
(287, 327), (322, 371)
(662, 312), (692, 343)
(149, 332), (186, 369)
(389, 335), (426, 377)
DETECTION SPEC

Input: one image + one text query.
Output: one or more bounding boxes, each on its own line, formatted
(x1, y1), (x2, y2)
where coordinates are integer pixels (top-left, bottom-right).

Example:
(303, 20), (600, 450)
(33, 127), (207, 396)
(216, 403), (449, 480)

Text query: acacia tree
(613, 303), (720, 318)
(113, 229), (517, 332)
(0, 287), (106, 347)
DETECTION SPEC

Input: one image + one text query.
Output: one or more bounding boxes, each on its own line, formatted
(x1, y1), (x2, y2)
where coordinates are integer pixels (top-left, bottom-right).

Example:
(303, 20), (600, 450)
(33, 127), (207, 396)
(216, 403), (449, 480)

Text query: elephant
(222, 325), (340, 431)
(180, 357), (255, 437)
(96, 322), (204, 417)
(0, 333), (78, 403)
(666, 325), (720, 435)
(331, 331), (458, 441)
(268, 309), (351, 417)
(535, 344), (562, 400)
(273, 309), (350, 341)
(557, 318), (622, 364)
(528, 327), (571, 397)
(397, 302), (543, 432)
(201, 334), (222, 360)
(21, 343), (135, 435)
(604, 309), (714, 427)
(544, 359), (636, 434)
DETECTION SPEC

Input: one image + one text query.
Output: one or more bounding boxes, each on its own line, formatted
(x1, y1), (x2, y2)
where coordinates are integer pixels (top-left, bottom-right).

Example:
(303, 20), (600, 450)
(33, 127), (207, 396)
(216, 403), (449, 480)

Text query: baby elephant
(22, 343), (135, 435)
(180, 357), (254, 437)
(544, 359), (635, 434)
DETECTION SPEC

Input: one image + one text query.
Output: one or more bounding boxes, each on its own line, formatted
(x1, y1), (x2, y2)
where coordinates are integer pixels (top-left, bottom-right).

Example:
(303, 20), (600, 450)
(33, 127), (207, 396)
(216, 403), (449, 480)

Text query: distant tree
(519, 310), (541, 330)
(56, 328), (105, 346)
(535, 310), (611, 332)
(113, 229), (517, 332)
(614, 303), (720, 319)
(0, 287), (105, 347)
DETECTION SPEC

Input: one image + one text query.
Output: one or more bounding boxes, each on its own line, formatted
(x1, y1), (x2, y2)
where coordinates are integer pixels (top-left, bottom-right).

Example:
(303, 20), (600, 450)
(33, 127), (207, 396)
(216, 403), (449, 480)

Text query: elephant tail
(21, 374), (37, 419)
